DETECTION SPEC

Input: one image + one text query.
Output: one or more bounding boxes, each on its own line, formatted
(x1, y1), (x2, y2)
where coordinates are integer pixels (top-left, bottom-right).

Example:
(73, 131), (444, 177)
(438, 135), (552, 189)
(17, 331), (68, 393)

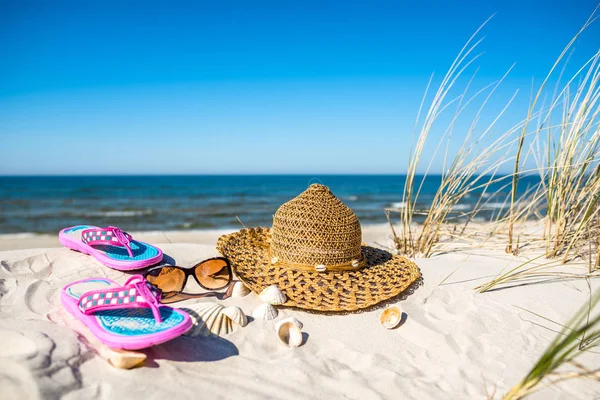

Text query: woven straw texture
(216, 184), (421, 312)
(271, 184), (363, 267)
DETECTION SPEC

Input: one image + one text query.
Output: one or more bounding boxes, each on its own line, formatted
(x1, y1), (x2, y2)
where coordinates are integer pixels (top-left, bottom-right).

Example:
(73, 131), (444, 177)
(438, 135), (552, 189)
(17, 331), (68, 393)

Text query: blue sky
(1, 0), (599, 175)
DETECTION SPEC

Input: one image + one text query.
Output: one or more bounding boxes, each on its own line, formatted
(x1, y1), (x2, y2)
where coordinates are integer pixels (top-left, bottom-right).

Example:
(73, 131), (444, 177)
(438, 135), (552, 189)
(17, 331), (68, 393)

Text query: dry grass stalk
(474, 255), (597, 294)
(596, 217), (600, 268)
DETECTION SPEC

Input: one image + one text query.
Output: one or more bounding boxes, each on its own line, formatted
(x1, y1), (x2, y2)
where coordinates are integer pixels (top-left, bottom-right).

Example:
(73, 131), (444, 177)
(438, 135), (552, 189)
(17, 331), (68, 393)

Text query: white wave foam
(0, 232), (38, 239)
(483, 202), (509, 209)
(389, 202), (407, 208)
(84, 210), (153, 217)
(453, 204), (472, 211)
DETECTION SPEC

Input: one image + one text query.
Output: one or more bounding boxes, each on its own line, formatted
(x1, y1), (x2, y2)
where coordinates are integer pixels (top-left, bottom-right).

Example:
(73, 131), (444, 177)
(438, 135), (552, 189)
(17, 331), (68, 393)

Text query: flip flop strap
(81, 226), (134, 257)
(77, 275), (163, 323)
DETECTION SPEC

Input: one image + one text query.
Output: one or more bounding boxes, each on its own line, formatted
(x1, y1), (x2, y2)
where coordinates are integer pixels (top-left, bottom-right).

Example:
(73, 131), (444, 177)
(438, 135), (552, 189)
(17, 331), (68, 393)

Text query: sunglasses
(144, 257), (233, 304)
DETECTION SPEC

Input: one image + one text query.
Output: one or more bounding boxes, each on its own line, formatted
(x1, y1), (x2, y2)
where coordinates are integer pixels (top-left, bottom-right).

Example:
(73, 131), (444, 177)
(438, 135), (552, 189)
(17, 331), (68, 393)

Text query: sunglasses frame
(144, 256), (233, 295)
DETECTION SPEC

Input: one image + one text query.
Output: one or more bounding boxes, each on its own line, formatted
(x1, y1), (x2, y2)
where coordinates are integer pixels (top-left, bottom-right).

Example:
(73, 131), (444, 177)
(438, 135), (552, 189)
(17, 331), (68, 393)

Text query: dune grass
(506, 9), (599, 255)
(392, 7), (600, 265)
(389, 17), (528, 258)
(502, 290), (600, 399)
(389, 8), (600, 398)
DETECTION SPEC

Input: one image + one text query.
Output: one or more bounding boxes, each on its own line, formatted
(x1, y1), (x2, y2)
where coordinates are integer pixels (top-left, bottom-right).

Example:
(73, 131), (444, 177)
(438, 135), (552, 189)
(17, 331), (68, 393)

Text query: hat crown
(271, 184), (362, 267)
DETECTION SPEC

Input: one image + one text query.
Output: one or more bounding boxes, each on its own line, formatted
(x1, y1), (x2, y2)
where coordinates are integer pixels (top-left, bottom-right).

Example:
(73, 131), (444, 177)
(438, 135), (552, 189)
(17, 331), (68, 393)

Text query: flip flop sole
(59, 225), (163, 271)
(61, 277), (192, 350)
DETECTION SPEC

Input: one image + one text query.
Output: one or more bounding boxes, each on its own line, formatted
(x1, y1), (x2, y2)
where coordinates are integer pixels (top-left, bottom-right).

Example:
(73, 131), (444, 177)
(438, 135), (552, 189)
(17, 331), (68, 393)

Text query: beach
(4, 1), (600, 398)
(1, 224), (598, 399)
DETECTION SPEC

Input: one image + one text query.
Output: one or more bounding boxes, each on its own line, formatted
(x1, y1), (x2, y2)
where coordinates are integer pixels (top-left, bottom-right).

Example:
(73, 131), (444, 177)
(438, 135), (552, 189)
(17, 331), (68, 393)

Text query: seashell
(231, 281), (251, 298)
(351, 260), (360, 267)
(106, 348), (147, 369)
(271, 257), (279, 264)
(252, 303), (278, 320)
(315, 264), (327, 272)
(258, 285), (287, 305)
(211, 315), (234, 337)
(275, 317), (303, 331)
(222, 306), (248, 327)
(181, 302), (234, 337)
(380, 306), (402, 329)
(214, 313), (233, 337)
(277, 320), (303, 347)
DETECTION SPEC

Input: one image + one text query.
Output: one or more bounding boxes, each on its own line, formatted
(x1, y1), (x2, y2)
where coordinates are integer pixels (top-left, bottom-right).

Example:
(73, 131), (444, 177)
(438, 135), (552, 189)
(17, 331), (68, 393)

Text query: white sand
(0, 229), (598, 399)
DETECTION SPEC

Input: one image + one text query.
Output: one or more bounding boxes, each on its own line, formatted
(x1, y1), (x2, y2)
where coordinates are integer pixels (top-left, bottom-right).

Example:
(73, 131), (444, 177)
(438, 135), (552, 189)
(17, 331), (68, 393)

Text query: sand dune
(0, 241), (598, 399)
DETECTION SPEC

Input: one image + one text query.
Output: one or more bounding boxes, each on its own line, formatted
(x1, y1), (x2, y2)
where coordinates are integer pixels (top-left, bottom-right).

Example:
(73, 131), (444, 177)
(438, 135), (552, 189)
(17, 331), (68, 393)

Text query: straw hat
(216, 184), (421, 312)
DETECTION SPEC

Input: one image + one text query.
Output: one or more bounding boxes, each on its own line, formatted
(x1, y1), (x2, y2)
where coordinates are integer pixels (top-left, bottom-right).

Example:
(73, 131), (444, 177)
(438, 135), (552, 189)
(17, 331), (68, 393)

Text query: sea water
(0, 175), (541, 234)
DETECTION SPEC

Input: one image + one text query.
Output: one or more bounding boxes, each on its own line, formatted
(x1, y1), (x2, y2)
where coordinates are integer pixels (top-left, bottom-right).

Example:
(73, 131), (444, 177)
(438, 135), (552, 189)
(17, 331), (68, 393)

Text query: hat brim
(217, 227), (422, 312)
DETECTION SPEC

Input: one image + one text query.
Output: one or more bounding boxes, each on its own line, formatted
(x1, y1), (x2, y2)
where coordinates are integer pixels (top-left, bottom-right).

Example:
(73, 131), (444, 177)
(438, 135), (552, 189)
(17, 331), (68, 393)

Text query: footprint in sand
(0, 320), (86, 399)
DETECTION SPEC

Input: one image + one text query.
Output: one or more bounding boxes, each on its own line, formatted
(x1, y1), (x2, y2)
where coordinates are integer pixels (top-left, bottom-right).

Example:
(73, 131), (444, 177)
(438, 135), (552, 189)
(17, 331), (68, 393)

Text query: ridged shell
(222, 306), (248, 327)
(258, 285), (287, 305)
(181, 302), (234, 337)
(231, 281), (251, 298)
(275, 317), (303, 331)
(380, 306), (402, 329)
(277, 320), (303, 347)
(252, 303), (278, 320)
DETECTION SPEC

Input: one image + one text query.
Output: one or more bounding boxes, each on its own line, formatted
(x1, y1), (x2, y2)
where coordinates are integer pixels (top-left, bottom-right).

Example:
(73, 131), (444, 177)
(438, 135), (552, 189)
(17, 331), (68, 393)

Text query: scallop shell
(181, 302), (234, 337)
(275, 317), (303, 331)
(222, 306), (248, 327)
(252, 303), (278, 320)
(231, 281), (251, 298)
(258, 285), (287, 305)
(380, 306), (402, 329)
(277, 320), (303, 347)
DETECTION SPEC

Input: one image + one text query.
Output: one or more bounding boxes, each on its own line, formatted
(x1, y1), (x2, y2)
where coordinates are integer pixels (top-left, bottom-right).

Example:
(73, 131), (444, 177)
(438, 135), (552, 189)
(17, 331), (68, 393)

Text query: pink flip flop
(59, 225), (163, 270)
(61, 275), (192, 350)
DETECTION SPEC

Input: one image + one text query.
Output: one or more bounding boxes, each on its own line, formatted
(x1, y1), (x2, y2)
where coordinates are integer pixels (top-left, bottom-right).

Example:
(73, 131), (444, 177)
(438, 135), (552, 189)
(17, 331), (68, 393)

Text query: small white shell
(351, 260), (360, 267)
(258, 285), (287, 305)
(222, 306), (248, 327)
(315, 264), (327, 272)
(275, 317), (303, 331)
(231, 281), (251, 298)
(277, 320), (303, 347)
(380, 306), (402, 329)
(252, 303), (278, 320)
(271, 257), (278, 264)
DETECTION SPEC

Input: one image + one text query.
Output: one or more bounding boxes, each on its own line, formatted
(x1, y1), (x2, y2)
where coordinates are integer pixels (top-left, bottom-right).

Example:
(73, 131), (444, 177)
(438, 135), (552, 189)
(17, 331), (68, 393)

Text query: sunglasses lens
(146, 267), (186, 293)
(195, 259), (231, 290)
(158, 291), (186, 304)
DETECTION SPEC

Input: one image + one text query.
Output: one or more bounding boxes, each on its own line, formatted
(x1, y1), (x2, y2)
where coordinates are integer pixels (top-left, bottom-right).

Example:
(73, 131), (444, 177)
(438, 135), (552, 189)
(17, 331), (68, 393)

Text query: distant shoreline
(0, 223), (395, 251)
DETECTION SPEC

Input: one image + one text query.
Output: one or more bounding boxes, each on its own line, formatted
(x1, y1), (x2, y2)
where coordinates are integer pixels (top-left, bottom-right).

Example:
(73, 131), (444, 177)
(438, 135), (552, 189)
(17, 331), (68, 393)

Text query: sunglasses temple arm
(223, 281), (235, 299)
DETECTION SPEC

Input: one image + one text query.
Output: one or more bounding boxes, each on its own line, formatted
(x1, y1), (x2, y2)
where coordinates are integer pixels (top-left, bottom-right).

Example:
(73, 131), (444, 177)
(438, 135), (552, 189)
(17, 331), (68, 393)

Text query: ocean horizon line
(0, 172), (520, 178)
(0, 174), (538, 234)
